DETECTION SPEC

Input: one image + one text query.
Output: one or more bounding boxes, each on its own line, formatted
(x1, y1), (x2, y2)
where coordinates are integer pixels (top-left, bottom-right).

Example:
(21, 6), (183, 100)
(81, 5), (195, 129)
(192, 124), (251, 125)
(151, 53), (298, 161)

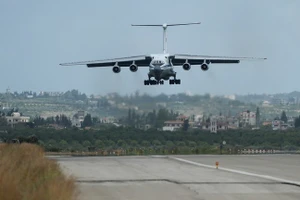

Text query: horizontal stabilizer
(131, 22), (201, 27)
(167, 22), (201, 26)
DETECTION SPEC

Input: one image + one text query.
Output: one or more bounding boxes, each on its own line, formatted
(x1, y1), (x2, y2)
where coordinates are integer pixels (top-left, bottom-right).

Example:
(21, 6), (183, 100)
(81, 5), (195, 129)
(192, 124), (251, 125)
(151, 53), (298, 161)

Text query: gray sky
(0, 0), (299, 96)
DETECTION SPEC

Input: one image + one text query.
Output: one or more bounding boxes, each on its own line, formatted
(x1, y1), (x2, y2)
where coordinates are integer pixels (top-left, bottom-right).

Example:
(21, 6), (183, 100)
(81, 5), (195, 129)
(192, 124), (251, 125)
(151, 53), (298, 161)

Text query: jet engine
(201, 64), (209, 71)
(182, 63), (191, 71)
(112, 65), (121, 73)
(129, 64), (138, 72)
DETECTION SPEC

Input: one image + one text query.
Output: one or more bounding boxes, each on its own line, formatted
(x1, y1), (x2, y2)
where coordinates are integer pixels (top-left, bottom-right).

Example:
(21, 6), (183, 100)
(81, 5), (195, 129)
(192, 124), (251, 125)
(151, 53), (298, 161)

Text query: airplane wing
(170, 54), (267, 66)
(59, 55), (152, 67)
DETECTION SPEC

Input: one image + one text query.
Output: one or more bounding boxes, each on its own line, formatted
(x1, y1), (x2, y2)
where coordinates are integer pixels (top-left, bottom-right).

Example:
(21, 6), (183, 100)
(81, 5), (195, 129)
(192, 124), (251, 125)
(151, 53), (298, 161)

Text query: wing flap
(171, 54), (265, 66)
(60, 55), (151, 67)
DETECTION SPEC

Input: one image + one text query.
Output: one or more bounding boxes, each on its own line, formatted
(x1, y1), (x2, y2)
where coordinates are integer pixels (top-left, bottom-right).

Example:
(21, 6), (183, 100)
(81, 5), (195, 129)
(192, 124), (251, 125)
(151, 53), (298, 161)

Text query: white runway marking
(170, 156), (300, 186)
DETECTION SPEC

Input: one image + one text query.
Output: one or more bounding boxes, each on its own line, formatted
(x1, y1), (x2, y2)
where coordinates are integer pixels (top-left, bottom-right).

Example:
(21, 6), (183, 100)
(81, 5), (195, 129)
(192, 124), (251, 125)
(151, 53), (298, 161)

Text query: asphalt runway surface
(53, 155), (300, 200)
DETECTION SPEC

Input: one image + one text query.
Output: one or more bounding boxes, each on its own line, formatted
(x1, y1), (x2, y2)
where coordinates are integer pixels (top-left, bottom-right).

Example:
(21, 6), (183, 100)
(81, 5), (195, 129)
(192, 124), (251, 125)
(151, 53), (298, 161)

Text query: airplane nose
(154, 67), (161, 76)
(154, 66), (161, 71)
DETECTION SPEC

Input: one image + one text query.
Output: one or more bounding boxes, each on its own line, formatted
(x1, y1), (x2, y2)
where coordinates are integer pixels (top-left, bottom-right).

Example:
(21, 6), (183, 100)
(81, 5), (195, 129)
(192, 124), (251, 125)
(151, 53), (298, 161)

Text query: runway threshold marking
(169, 156), (300, 187)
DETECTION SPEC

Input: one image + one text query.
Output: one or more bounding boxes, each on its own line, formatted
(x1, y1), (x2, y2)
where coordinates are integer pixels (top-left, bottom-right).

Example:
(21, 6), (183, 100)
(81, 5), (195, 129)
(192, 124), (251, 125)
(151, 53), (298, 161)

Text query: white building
(162, 115), (191, 131)
(6, 112), (30, 127)
(272, 120), (288, 130)
(162, 120), (184, 131)
(202, 116), (229, 133)
(262, 101), (271, 107)
(239, 111), (256, 127)
(72, 111), (85, 128)
(100, 116), (116, 124)
(224, 95), (236, 100)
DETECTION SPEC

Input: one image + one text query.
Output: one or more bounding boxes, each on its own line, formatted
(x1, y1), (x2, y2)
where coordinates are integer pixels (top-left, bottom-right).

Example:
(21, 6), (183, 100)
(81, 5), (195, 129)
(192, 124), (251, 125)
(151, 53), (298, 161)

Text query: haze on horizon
(0, 0), (299, 96)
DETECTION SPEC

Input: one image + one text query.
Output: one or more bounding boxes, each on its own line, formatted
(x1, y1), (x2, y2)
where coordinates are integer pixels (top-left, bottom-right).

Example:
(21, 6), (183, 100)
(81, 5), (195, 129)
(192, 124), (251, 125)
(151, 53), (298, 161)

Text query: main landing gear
(144, 80), (164, 85)
(169, 79), (181, 85)
(144, 79), (181, 85)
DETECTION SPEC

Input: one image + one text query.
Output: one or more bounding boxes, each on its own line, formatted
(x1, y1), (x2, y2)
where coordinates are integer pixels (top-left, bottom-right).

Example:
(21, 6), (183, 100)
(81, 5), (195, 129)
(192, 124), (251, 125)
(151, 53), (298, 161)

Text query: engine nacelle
(201, 64), (209, 71)
(129, 64), (138, 72)
(182, 63), (191, 71)
(112, 66), (121, 73)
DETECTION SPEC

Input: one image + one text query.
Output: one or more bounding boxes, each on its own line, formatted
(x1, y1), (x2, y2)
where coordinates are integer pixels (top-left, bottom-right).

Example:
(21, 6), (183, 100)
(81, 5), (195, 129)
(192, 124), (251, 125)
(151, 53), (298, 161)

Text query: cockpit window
(152, 60), (164, 67)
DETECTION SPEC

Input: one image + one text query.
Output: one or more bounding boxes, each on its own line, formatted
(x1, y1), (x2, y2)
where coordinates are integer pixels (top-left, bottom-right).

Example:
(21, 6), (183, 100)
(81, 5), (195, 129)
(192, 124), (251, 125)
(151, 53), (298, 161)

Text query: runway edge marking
(168, 156), (300, 187)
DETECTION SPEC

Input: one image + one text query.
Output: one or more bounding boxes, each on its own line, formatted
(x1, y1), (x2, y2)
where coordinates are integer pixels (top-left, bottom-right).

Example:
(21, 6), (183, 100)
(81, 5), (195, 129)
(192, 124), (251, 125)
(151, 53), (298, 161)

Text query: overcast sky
(0, 0), (299, 96)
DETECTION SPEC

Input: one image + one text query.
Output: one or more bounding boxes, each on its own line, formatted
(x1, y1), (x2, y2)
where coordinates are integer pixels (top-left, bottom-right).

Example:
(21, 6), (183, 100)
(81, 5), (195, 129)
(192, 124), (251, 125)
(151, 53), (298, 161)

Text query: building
(224, 94), (236, 100)
(72, 111), (85, 128)
(202, 116), (229, 133)
(227, 117), (240, 129)
(272, 120), (288, 130)
(6, 112), (30, 128)
(162, 115), (190, 131)
(239, 110), (256, 127)
(262, 121), (272, 126)
(262, 101), (271, 107)
(156, 102), (167, 108)
(287, 117), (295, 128)
(162, 120), (184, 131)
(100, 116), (116, 124)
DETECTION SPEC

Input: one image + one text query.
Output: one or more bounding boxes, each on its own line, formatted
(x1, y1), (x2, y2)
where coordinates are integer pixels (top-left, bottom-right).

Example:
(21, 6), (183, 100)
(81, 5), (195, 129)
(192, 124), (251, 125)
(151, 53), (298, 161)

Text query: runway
(54, 155), (300, 200)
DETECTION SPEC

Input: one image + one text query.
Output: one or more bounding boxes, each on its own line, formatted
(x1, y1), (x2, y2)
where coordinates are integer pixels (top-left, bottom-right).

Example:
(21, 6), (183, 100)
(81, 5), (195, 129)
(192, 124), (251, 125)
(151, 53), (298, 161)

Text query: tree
(92, 117), (99, 125)
(127, 108), (132, 124)
(95, 140), (104, 148)
(117, 140), (127, 147)
(165, 141), (174, 147)
(256, 107), (260, 126)
(59, 140), (69, 149)
(183, 119), (189, 131)
(156, 108), (169, 128)
(60, 115), (72, 127)
(295, 116), (300, 128)
(206, 117), (211, 123)
(82, 114), (93, 128)
(0, 116), (8, 127)
(82, 140), (91, 147)
(130, 140), (139, 147)
(280, 111), (288, 123)
(141, 140), (150, 147)
(152, 140), (161, 146)
(55, 115), (60, 124)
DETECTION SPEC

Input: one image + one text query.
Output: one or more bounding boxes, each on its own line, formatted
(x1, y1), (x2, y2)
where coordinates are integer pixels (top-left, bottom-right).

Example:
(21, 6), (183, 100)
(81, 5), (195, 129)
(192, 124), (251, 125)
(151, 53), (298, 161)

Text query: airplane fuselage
(148, 54), (176, 81)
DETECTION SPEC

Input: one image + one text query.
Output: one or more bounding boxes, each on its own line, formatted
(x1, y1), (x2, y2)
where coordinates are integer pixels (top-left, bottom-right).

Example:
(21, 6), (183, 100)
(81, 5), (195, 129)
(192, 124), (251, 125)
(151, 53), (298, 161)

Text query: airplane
(60, 22), (266, 85)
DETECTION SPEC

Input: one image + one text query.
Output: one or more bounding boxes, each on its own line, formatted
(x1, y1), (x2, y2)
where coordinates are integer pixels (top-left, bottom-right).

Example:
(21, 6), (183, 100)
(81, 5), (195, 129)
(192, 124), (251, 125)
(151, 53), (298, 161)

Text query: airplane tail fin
(131, 22), (201, 53)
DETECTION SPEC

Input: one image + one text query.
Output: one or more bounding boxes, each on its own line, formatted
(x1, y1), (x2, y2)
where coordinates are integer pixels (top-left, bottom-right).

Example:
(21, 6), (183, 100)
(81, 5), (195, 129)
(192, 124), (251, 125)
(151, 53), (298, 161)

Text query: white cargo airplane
(60, 22), (266, 85)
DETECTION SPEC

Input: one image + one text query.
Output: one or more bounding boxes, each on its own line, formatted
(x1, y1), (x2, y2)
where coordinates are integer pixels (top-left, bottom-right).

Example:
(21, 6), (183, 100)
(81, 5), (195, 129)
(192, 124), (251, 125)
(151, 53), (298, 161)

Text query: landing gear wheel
(150, 80), (157, 85)
(175, 79), (181, 84)
(144, 80), (149, 85)
(159, 80), (164, 85)
(169, 78), (181, 85)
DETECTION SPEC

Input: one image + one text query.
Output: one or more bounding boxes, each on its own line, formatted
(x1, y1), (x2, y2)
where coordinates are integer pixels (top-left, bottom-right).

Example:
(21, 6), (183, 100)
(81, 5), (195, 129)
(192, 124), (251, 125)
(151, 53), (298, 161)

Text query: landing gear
(169, 78), (181, 85)
(144, 80), (164, 85)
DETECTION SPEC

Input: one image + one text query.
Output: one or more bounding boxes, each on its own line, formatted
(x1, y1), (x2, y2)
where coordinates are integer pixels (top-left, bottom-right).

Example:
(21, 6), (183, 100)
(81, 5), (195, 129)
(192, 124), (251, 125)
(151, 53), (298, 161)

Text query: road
(54, 155), (300, 200)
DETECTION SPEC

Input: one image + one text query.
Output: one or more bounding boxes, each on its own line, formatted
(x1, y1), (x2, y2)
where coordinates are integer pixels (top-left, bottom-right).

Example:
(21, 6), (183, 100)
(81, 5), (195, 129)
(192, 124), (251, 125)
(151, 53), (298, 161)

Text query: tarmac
(54, 154), (300, 200)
